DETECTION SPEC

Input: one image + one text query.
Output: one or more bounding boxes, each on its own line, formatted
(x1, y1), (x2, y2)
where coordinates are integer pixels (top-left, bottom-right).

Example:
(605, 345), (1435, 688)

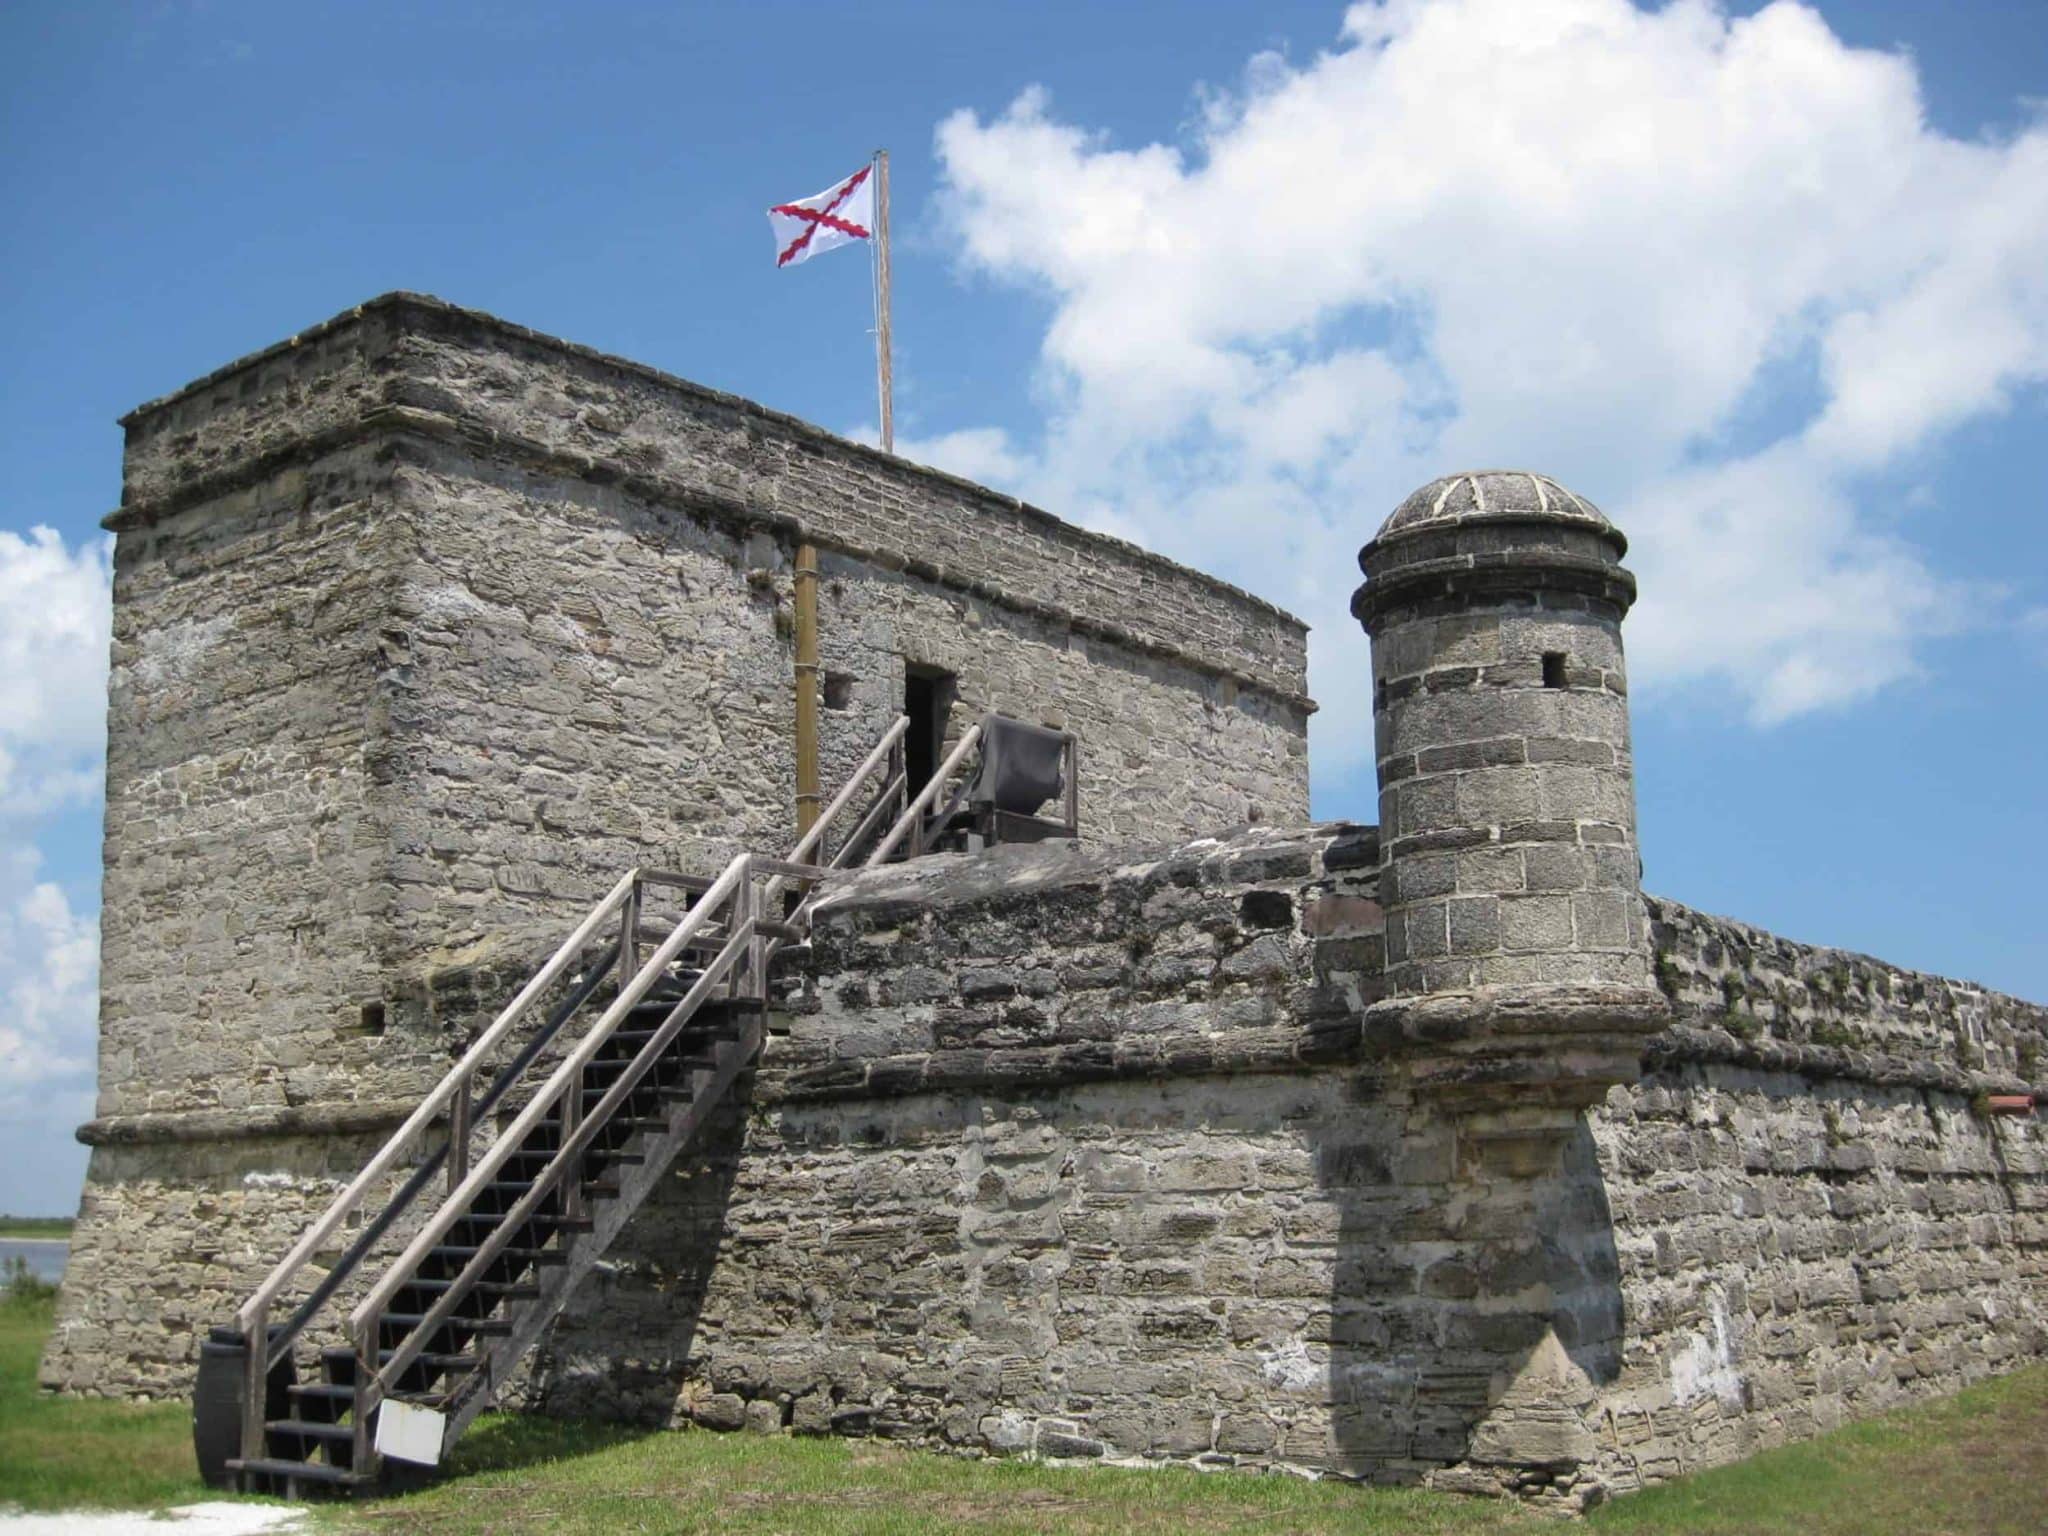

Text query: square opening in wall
(1542, 652), (1568, 689)
(823, 671), (855, 711)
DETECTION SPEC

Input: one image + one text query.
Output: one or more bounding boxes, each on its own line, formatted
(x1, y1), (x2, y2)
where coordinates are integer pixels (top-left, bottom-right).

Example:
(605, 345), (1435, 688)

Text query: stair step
(449, 1210), (567, 1236)
(266, 1418), (354, 1443)
(479, 1179), (546, 1201)
(228, 1456), (366, 1489)
(286, 1381), (358, 1408)
(387, 1350), (482, 1371)
(429, 1244), (568, 1265)
(325, 1344), (481, 1372)
(614, 1024), (745, 1048)
(581, 1083), (665, 1105)
(379, 1312), (514, 1337)
(403, 1278), (541, 1301)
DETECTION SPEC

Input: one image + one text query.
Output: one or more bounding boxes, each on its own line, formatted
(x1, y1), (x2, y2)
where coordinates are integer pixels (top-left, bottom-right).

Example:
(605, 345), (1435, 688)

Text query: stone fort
(41, 293), (2047, 1511)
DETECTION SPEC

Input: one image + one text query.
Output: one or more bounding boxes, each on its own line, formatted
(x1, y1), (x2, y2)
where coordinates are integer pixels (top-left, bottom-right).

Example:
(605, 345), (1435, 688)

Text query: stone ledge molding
(78, 1099), (424, 1148)
(1350, 545), (1639, 631)
(1647, 1023), (2037, 1100)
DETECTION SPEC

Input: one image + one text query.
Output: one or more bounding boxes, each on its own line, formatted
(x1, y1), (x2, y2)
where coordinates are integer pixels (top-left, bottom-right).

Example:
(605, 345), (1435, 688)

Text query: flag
(767, 164), (875, 270)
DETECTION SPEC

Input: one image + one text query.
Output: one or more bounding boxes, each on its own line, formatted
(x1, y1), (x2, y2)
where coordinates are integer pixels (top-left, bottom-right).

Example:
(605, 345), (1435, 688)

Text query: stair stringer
(430, 1004), (768, 1451)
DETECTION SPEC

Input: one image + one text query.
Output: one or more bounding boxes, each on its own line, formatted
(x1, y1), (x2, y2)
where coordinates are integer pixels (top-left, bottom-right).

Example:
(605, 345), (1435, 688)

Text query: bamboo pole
(794, 543), (821, 837)
(874, 149), (893, 454)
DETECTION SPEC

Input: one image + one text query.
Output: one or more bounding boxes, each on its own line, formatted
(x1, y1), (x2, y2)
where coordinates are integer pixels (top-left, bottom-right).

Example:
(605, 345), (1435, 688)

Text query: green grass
(0, 1216), (73, 1240)
(323, 1416), (1539, 1536)
(0, 1286), (212, 1512)
(1586, 1363), (2048, 1536)
(3, 1288), (2043, 1532)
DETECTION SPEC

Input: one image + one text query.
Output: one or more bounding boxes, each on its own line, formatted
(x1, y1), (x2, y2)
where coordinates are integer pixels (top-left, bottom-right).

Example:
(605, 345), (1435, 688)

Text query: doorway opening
(904, 664), (956, 798)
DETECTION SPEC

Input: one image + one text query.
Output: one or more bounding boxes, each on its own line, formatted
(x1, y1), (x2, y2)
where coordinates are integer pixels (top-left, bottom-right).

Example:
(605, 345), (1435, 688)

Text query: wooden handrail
(235, 867), (641, 1335)
(787, 714), (910, 868)
(368, 918), (757, 1405)
(347, 853), (753, 1339)
(833, 771), (905, 871)
(867, 723), (983, 868)
(764, 715), (910, 945)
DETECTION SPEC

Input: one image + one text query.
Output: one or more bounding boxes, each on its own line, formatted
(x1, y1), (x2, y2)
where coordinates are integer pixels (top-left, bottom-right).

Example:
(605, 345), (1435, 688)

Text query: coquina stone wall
(1585, 897), (2048, 1489)
(516, 828), (2045, 1510)
(49, 294), (1310, 1397)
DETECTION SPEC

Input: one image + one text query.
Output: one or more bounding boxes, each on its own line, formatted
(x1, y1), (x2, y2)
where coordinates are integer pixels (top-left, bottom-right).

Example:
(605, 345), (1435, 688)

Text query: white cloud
(0, 847), (99, 1108)
(858, 425), (1035, 493)
(0, 525), (115, 816)
(930, 0), (2048, 755)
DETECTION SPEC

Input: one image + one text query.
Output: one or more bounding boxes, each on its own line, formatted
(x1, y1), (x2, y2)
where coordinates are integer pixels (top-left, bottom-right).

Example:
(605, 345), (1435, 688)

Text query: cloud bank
(0, 848), (99, 1111)
(925, 0), (2048, 757)
(1, 525), (115, 816)
(0, 525), (112, 1121)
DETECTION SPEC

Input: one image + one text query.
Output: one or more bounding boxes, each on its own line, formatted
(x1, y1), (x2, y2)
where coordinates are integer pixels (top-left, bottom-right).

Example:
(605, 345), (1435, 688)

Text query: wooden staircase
(202, 717), (917, 1498)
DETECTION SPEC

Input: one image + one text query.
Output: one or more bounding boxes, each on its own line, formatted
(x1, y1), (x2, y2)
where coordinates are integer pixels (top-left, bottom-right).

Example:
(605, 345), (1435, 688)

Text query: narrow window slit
(1542, 653), (1568, 689)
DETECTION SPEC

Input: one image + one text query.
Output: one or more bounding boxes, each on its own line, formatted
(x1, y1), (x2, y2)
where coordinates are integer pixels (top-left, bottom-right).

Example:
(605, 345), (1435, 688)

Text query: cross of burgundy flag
(767, 164), (875, 269)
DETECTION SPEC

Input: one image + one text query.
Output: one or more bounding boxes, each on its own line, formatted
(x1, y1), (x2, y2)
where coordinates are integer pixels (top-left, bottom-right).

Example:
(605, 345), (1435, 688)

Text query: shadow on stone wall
(525, 1095), (751, 1427)
(1313, 1101), (1626, 1509)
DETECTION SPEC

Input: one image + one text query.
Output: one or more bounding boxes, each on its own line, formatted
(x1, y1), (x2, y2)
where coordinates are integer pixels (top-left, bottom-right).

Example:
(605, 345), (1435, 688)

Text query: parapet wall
(519, 828), (2045, 1509)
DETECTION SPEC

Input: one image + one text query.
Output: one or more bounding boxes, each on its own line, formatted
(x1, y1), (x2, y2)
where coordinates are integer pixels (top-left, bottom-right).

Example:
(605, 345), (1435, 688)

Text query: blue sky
(1, 0), (2044, 1215)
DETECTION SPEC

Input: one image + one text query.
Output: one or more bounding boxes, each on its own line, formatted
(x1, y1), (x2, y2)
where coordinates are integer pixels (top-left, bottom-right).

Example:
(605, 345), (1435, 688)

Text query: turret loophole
(1542, 653), (1568, 689)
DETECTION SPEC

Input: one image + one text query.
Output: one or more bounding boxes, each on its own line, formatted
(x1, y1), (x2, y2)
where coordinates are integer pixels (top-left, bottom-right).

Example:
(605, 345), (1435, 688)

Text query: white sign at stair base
(374, 1399), (447, 1466)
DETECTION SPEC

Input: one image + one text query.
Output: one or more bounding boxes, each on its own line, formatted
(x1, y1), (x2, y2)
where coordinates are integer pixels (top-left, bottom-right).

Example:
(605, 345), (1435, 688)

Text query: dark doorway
(904, 665), (955, 797)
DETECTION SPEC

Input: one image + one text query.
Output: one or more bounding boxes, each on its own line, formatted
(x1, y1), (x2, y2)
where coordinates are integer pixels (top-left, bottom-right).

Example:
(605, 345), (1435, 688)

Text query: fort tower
(1353, 470), (1664, 1137)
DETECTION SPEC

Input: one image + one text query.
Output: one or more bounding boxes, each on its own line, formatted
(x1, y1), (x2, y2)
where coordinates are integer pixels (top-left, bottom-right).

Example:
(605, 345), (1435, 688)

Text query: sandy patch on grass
(0, 1505), (306, 1535)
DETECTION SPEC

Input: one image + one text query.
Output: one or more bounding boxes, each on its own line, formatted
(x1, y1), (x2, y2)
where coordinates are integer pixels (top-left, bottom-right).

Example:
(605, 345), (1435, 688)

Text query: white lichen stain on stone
(241, 1170), (336, 1192)
(1669, 1295), (1744, 1408)
(132, 613), (232, 688)
(1258, 1338), (1323, 1392)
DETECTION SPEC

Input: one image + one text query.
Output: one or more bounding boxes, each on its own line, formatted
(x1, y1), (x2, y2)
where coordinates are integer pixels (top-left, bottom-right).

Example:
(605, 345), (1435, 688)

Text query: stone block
(1457, 846), (1525, 895)
(1448, 897), (1501, 957)
(1457, 769), (1542, 828)
(1501, 895), (1575, 954)
(1038, 1428), (1107, 1459)
(1302, 895), (1383, 938)
(1522, 845), (1589, 893)
(1404, 901), (1451, 960)
(695, 1392), (746, 1430)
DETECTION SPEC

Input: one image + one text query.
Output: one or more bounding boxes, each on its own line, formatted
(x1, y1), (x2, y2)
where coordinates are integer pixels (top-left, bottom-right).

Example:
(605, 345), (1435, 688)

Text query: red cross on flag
(768, 164), (875, 269)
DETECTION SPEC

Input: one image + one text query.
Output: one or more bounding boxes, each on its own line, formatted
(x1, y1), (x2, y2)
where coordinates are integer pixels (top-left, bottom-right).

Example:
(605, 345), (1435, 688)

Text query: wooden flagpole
(874, 149), (893, 454)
